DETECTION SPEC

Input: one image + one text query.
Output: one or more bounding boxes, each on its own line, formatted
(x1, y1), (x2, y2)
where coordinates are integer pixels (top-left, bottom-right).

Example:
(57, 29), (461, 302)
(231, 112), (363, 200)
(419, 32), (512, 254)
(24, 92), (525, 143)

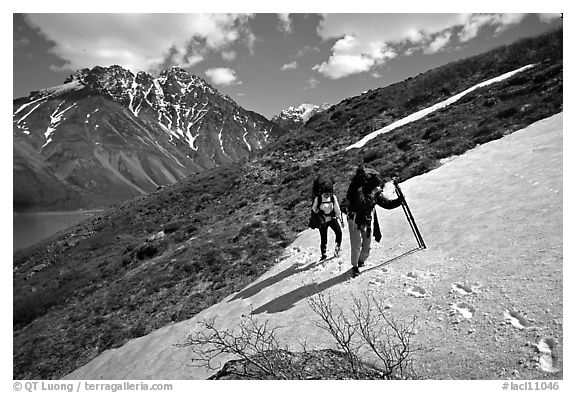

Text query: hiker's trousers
(319, 218), (342, 256)
(347, 217), (372, 267)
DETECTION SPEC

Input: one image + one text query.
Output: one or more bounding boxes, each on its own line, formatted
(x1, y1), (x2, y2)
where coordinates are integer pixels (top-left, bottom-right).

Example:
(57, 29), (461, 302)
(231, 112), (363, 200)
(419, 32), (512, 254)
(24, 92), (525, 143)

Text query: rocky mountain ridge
(13, 65), (283, 211)
(271, 102), (331, 132)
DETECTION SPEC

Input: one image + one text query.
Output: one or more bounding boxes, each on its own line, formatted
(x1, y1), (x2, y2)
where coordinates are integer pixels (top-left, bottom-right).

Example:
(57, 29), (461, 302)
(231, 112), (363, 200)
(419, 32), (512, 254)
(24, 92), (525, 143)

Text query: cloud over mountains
(22, 13), (561, 82)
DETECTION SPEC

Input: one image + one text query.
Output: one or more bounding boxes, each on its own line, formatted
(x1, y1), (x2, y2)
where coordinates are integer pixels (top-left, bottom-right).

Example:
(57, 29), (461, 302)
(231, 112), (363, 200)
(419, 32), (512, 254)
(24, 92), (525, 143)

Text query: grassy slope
(13, 28), (562, 379)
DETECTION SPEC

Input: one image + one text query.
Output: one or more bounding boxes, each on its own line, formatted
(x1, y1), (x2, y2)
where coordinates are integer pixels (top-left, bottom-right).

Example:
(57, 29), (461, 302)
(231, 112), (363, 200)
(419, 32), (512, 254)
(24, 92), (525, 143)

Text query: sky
(12, 8), (563, 119)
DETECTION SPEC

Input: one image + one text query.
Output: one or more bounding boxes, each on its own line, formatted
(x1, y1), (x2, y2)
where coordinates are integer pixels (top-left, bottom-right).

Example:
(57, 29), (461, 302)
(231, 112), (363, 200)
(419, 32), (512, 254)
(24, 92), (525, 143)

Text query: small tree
(178, 315), (308, 379)
(180, 292), (420, 379)
(308, 292), (419, 379)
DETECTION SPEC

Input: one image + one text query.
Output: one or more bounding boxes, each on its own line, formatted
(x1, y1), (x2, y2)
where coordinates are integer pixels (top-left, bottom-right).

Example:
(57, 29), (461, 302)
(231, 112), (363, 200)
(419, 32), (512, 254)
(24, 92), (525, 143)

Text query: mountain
(13, 65), (283, 212)
(271, 102), (330, 132)
(13, 28), (562, 380)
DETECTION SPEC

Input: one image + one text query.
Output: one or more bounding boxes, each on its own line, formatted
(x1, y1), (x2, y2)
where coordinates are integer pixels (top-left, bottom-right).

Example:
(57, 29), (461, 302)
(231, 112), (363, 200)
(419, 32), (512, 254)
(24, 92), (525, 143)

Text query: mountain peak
(273, 102), (330, 126)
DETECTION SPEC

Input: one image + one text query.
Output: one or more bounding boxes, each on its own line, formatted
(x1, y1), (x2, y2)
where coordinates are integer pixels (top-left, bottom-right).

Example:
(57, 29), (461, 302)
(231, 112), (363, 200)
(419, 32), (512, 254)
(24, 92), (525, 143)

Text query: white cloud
(281, 61), (298, 71)
(424, 31), (452, 54)
(313, 33), (395, 79)
(317, 14), (468, 45)
(314, 13), (530, 79)
(459, 14), (527, 42)
(296, 46), (320, 57)
(306, 77), (320, 89)
(205, 67), (240, 86)
(313, 54), (375, 79)
(24, 13), (255, 73)
(222, 51), (237, 61)
(277, 13), (293, 34)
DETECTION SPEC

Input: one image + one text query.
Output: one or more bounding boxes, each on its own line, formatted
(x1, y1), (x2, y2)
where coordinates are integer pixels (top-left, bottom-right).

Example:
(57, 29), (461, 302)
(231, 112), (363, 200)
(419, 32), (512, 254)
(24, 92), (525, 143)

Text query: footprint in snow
(537, 337), (561, 373)
(450, 302), (476, 319)
(402, 271), (418, 280)
(406, 285), (427, 298)
(503, 310), (534, 330)
(451, 282), (476, 295)
(369, 276), (387, 287)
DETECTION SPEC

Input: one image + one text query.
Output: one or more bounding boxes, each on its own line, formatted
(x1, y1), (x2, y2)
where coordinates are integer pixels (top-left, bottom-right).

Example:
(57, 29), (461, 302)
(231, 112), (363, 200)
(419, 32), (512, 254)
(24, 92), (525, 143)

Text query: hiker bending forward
(345, 165), (403, 276)
(312, 183), (343, 260)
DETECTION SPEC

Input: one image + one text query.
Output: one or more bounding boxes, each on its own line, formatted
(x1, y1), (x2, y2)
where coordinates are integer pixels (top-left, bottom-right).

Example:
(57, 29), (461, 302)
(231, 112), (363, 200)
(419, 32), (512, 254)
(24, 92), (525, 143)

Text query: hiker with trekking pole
(341, 164), (406, 277)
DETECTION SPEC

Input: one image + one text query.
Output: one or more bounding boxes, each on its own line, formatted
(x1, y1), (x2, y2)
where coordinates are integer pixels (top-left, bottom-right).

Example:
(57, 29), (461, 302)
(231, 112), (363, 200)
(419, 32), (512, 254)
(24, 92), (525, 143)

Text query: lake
(13, 211), (97, 252)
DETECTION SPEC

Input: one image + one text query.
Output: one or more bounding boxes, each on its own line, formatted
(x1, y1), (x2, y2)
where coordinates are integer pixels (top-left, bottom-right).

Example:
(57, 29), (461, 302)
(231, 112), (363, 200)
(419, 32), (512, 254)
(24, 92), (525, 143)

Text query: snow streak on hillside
(346, 64), (535, 150)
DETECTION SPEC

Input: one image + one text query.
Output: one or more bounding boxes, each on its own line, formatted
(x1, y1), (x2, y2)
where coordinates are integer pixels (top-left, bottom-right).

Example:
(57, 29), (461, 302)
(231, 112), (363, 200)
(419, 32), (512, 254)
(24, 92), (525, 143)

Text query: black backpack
(312, 174), (334, 200)
(350, 185), (377, 227)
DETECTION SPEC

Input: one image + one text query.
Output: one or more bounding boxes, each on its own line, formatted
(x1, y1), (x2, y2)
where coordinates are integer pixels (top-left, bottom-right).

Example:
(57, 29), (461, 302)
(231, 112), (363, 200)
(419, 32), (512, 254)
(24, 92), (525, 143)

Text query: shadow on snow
(229, 256), (336, 302)
(250, 247), (424, 315)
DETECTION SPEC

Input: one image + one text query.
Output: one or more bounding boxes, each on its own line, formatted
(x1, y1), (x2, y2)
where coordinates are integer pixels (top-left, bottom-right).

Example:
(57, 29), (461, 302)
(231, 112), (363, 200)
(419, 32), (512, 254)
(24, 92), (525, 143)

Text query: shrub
(472, 127), (504, 144)
(266, 221), (286, 240)
(180, 292), (420, 379)
(496, 106), (519, 119)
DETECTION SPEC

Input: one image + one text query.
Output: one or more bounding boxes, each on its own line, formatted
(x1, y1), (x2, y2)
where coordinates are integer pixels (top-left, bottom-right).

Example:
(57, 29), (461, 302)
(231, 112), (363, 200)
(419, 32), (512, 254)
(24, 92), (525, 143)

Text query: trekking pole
(392, 179), (426, 249)
(395, 184), (425, 249)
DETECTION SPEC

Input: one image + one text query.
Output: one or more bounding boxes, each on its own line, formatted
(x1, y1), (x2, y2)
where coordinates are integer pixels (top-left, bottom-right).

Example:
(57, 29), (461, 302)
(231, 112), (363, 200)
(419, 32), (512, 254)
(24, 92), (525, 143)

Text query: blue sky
(12, 9), (562, 119)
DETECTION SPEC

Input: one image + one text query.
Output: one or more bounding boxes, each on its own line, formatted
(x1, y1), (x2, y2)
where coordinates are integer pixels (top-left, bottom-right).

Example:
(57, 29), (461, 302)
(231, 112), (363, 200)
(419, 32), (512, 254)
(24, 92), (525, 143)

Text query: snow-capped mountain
(271, 102), (330, 132)
(13, 65), (283, 211)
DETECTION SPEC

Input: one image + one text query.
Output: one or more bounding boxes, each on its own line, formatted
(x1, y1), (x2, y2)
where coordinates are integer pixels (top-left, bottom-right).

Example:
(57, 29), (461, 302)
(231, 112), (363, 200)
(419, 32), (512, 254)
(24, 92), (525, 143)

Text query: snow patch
(347, 64), (535, 150)
(36, 80), (83, 96)
(17, 102), (42, 125)
(14, 91), (57, 116)
(43, 102), (77, 147)
(242, 127), (252, 152)
(218, 125), (230, 158)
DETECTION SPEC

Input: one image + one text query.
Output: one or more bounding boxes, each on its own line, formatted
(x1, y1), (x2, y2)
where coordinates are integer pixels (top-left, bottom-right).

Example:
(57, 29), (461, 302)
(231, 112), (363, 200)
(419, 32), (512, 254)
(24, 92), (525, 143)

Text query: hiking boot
(334, 245), (341, 258)
(351, 266), (360, 278)
(358, 260), (365, 268)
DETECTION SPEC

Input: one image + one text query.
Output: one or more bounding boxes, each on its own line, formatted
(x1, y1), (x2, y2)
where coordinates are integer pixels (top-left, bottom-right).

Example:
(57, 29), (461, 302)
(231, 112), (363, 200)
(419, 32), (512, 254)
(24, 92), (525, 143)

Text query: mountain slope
(13, 66), (282, 211)
(12, 28), (562, 380)
(65, 113), (563, 380)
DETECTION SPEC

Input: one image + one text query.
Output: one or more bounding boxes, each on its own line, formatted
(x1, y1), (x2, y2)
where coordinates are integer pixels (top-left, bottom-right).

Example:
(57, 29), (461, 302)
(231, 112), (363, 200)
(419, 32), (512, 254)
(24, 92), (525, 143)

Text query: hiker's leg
(329, 218), (342, 247)
(319, 224), (328, 256)
(358, 228), (372, 264)
(348, 217), (361, 267)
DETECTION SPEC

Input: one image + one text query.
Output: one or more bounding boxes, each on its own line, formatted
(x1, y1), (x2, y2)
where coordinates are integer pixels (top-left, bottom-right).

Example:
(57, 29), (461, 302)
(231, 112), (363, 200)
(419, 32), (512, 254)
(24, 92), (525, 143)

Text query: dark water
(13, 211), (96, 252)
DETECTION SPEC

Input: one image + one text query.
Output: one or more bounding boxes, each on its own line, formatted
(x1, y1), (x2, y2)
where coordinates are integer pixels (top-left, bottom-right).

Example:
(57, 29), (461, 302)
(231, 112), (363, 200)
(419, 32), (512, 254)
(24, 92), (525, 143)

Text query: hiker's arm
(333, 195), (344, 226)
(312, 196), (320, 213)
(333, 195), (342, 216)
(375, 189), (403, 210)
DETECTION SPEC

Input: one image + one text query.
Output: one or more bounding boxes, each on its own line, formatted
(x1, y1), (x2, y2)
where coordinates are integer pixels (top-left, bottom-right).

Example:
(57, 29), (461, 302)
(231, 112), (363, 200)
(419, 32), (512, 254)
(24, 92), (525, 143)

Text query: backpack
(312, 174), (334, 200)
(350, 185), (377, 227)
(309, 194), (335, 229)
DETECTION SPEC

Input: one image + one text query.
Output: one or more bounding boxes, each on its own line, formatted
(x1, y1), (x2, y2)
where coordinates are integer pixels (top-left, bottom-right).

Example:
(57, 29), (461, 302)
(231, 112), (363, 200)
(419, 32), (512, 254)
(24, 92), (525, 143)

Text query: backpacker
(309, 174), (336, 229)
